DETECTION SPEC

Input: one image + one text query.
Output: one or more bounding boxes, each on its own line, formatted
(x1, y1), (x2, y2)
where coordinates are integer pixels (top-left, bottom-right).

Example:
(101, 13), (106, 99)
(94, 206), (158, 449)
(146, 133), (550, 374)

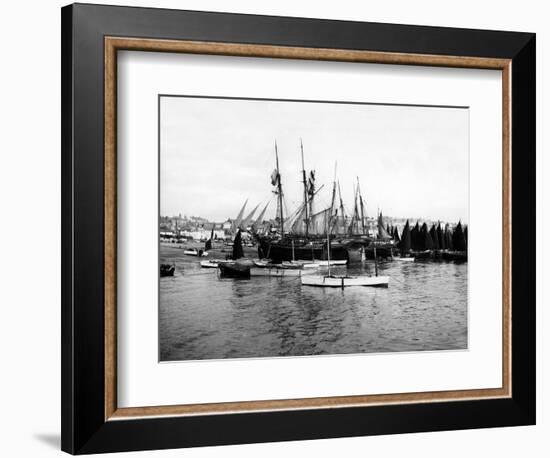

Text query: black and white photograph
(159, 95), (469, 362)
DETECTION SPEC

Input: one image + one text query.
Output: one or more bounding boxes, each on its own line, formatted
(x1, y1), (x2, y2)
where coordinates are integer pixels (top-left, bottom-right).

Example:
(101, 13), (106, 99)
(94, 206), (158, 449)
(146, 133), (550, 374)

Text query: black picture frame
(61, 3), (535, 454)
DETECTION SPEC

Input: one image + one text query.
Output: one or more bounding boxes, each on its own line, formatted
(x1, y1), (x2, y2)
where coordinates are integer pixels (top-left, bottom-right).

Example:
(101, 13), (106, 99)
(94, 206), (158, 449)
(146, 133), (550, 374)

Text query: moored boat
(218, 262), (251, 278)
(301, 210), (389, 288)
(160, 263), (175, 277)
(183, 248), (208, 257)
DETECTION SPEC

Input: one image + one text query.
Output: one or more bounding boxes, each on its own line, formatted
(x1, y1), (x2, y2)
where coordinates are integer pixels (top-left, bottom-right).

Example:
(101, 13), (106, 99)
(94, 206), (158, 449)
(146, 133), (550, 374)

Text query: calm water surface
(159, 244), (467, 361)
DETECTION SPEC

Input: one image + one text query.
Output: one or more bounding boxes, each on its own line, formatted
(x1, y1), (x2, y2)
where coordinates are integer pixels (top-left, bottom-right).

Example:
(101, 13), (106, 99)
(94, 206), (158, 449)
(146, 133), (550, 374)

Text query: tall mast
(326, 214), (332, 277)
(329, 162), (337, 233)
(275, 141), (284, 235)
(349, 183), (359, 235)
(357, 177), (366, 234)
(300, 139), (309, 237)
(338, 181), (346, 234)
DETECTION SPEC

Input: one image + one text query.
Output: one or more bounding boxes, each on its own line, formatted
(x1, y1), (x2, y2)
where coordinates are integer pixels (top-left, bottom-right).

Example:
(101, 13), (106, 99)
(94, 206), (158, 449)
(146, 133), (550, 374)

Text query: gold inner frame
(104, 37), (512, 421)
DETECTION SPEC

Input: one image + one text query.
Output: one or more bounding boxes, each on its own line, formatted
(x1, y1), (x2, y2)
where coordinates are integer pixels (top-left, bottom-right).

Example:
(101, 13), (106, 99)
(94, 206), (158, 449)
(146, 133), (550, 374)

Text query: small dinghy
(200, 260), (222, 268)
(160, 263), (175, 277)
(184, 248), (209, 257)
(395, 256), (415, 262)
(301, 274), (389, 287)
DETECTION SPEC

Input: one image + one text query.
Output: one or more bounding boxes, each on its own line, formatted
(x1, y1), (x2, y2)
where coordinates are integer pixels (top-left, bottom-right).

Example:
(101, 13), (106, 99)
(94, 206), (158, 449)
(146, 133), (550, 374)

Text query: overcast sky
(160, 96), (468, 223)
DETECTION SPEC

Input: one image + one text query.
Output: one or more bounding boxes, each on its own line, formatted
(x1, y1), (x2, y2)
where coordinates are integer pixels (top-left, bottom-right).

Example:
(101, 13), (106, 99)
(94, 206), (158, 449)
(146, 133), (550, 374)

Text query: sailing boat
(218, 229), (251, 278)
(204, 226), (214, 251)
(256, 141), (348, 263)
(395, 220), (414, 262)
(301, 214), (389, 287)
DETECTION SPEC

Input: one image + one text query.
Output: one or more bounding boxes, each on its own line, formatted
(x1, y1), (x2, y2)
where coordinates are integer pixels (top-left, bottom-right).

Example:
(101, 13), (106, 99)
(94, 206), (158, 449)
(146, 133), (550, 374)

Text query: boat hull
(257, 238), (348, 264)
(218, 262), (251, 278)
(160, 264), (175, 277)
(301, 275), (389, 287)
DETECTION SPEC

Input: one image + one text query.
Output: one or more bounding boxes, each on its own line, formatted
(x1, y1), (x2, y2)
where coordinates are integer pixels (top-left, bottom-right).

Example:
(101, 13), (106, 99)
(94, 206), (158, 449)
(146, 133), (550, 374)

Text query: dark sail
(464, 225), (468, 251)
(452, 221), (467, 251)
(400, 220), (411, 253)
(445, 224), (454, 250)
(232, 229), (244, 260)
(429, 224), (439, 250)
(420, 223), (433, 250)
(393, 226), (401, 243)
(437, 223), (445, 250)
(411, 222), (420, 251)
(204, 226), (214, 251)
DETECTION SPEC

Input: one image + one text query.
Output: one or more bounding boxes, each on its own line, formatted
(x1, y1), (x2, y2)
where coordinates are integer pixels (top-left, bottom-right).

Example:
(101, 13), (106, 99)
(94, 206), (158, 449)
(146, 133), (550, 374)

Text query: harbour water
(159, 244), (467, 361)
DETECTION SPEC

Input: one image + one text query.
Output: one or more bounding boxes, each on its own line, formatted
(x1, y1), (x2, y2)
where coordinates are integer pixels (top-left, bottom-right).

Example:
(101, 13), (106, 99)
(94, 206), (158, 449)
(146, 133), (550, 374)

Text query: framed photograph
(61, 3), (536, 454)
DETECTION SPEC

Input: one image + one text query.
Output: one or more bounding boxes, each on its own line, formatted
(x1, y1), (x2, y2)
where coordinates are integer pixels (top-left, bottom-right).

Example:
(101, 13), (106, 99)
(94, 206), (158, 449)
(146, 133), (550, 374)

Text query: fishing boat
(160, 263), (175, 277)
(301, 218), (389, 288)
(256, 142), (348, 263)
(218, 229), (251, 278)
(395, 256), (415, 262)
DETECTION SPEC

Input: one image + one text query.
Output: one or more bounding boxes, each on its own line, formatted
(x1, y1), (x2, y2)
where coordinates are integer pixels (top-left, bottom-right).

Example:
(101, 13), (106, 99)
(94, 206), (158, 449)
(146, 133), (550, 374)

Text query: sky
(160, 95), (469, 223)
